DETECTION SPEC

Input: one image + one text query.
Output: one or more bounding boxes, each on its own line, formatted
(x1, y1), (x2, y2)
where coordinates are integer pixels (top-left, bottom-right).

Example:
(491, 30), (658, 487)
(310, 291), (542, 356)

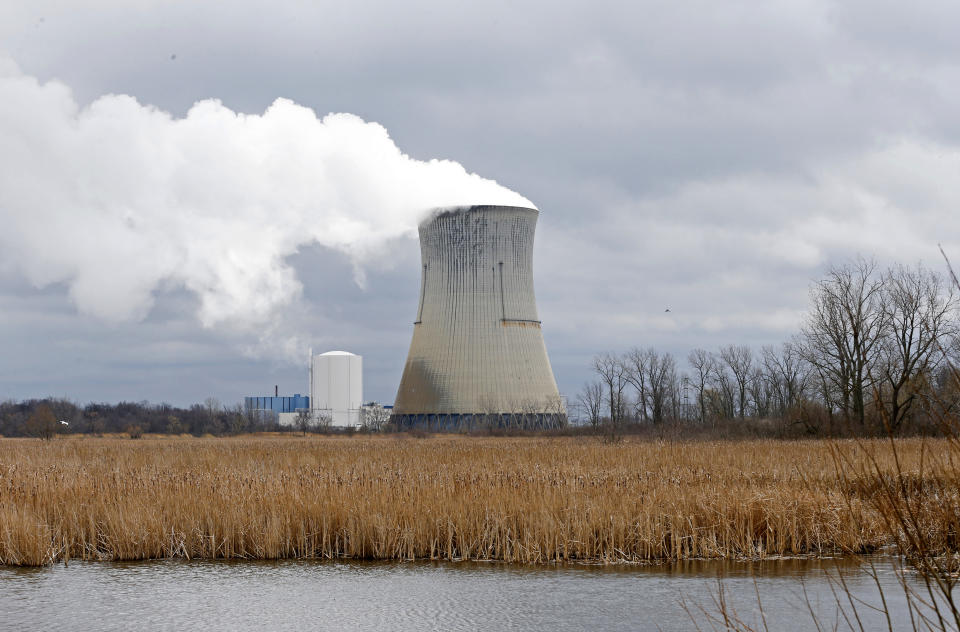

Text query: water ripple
(0, 557), (921, 631)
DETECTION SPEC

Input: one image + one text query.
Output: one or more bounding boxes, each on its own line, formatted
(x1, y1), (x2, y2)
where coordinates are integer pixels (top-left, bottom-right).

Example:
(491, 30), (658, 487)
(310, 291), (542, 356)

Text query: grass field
(1, 434), (957, 566)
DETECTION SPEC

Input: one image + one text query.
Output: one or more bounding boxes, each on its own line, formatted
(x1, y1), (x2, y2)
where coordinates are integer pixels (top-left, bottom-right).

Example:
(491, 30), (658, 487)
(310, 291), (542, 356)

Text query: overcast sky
(1, 0), (959, 408)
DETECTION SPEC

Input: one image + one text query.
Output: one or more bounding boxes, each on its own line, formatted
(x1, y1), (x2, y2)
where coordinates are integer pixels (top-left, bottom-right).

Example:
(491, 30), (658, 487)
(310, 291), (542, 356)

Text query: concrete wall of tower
(391, 205), (565, 430)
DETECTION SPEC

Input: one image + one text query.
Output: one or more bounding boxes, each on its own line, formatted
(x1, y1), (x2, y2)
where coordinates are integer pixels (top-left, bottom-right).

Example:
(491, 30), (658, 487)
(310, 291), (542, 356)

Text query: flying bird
(59, 420), (69, 426)
(664, 308), (671, 313)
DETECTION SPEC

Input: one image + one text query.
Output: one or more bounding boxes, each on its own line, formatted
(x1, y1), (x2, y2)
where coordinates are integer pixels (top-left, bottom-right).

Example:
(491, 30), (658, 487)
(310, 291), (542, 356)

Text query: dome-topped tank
(311, 350), (362, 426)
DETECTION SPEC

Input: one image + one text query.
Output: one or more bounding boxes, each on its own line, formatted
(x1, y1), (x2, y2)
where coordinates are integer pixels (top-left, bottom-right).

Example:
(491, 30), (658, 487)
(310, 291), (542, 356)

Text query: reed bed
(0, 435), (955, 566)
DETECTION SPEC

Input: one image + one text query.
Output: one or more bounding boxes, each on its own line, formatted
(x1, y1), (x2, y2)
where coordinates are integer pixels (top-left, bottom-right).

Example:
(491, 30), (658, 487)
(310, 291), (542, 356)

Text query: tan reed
(0, 435), (955, 566)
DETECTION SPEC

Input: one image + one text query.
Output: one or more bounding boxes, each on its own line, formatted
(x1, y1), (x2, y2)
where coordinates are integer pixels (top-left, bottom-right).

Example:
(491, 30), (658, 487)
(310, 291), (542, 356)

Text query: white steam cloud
(0, 56), (533, 332)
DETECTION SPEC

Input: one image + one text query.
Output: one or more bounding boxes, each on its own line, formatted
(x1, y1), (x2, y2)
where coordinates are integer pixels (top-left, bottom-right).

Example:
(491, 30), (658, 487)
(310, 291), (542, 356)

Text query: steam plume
(0, 56), (533, 331)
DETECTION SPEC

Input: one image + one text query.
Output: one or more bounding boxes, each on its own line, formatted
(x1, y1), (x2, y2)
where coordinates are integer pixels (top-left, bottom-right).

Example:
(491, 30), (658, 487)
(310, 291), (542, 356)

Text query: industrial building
(310, 351), (363, 427)
(243, 392), (309, 425)
(391, 205), (565, 430)
(243, 351), (364, 428)
(243, 393), (309, 414)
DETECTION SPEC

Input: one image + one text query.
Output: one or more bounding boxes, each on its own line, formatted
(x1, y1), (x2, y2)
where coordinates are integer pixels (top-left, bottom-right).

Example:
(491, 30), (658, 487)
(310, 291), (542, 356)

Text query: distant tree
(761, 343), (810, 417)
(622, 348), (650, 423)
(702, 388), (729, 421)
(312, 410), (333, 434)
(477, 395), (501, 432)
(244, 406), (266, 432)
(800, 258), (886, 429)
(593, 352), (627, 425)
(85, 409), (105, 435)
(624, 348), (678, 424)
(228, 404), (249, 435)
(361, 404), (391, 432)
(710, 362), (737, 420)
(166, 415), (185, 435)
(688, 349), (716, 425)
(645, 350), (677, 424)
(295, 409), (312, 435)
(26, 404), (57, 440)
(719, 345), (753, 418)
(877, 263), (958, 431)
(204, 397), (221, 415)
(747, 367), (772, 418)
(543, 394), (569, 428)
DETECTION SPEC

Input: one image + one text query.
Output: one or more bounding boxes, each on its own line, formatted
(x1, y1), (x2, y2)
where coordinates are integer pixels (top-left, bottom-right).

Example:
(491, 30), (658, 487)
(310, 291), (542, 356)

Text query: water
(0, 557), (939, 631)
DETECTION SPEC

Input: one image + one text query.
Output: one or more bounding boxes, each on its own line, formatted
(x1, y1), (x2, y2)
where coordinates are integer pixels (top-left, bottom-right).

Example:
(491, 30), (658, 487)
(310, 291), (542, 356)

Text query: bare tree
(244, 405), (265, 431)
(646, 350), (677, 424)
(761, 342), (810, 417)
(166, 414), (185, 435)
(202, 397), (223, 433)
(688, 348), (716, 424)
(593, 352), (627, 424)
(671, 374), (687, 422)
(295, 409), (312, 435)
(800, 258), (887, 429)
(748, 366), (774, 418)
(877, 263), (959, 431)
(710, 362), (737, 420)
(622, 347), (650, 423)
(502, 398), (525, 430)
(25, 404), (57, 440)
(719, 345), (753, 418)
(204, 397), (221, 416)
(361, 404), (391, 432)
(228, 404), (248, 435)
(578, 381), (604, 428)
(513, 398), (538, 430)
(310, 409), (332, 434)
(542, 394), (569, 428)
(621, 348), (678, 424)
(477, 395), (503, 432)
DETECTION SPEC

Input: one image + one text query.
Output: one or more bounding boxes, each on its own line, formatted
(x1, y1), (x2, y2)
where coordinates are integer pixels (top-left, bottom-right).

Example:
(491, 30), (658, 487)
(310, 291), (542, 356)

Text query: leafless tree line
(577, 258), (960, 435)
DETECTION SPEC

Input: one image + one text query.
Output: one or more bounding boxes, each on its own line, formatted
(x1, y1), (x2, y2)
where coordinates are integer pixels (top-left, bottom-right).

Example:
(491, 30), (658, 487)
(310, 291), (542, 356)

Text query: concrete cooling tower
(391, 205), (565, 430)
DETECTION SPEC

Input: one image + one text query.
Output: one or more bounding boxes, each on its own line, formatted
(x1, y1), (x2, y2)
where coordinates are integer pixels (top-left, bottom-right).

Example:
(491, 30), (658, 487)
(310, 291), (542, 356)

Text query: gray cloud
(1, 0), (959, 407)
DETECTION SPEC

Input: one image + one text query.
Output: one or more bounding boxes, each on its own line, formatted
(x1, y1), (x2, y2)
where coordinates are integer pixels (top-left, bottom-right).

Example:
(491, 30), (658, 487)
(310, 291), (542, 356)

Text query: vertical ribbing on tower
(391, 205), (565, 430)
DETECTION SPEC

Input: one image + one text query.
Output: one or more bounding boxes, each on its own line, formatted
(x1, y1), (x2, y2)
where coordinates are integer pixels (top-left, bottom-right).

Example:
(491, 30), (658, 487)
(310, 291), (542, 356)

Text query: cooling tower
(391, 205), (565, 430)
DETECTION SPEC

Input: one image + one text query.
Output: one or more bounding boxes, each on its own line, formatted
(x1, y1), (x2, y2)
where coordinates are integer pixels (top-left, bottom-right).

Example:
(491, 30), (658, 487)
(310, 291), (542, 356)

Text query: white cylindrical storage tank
(310, 351), (363, 427)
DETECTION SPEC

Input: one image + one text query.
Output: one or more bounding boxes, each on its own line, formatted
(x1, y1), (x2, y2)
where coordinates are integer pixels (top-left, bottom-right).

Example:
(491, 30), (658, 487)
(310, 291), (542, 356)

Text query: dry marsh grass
(0, 435), (956, 566)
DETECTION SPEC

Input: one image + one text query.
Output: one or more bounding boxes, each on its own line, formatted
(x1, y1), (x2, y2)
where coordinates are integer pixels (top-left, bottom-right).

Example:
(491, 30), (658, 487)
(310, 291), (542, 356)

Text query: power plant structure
(391, 205), (565, 430)
(244, 351), (368, 428)
(243, 390), (309, 426)
(310, 350), (363, 427)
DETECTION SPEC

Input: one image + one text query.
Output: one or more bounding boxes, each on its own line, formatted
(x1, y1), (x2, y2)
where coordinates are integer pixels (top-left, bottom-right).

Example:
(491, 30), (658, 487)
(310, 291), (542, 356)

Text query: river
(0, 556), (936, 630)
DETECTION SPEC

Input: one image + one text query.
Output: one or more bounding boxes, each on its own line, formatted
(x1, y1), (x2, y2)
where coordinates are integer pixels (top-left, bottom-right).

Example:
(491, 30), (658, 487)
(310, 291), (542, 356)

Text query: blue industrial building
(244, 394), (310, 414)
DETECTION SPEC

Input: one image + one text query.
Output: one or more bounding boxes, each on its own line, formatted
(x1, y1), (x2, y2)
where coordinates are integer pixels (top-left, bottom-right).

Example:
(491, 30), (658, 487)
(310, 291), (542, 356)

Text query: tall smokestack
(391, 205), (565, 430)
